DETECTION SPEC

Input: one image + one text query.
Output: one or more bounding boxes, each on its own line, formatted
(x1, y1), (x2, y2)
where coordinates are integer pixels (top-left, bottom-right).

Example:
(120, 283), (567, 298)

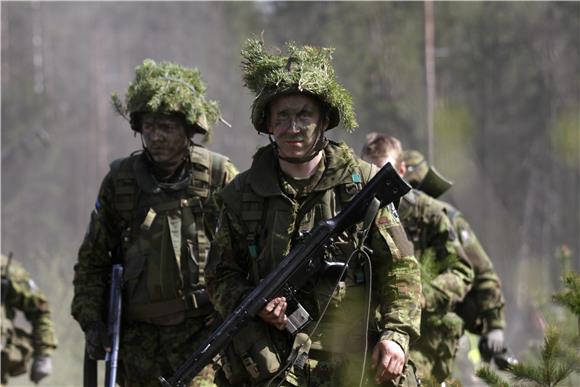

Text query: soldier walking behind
(362, 133), (474, 384)
(402, 149), (514, 370)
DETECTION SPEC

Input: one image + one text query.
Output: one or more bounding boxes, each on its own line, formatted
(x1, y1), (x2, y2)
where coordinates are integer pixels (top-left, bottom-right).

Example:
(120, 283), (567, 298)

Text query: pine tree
(477, 247), (580, 387)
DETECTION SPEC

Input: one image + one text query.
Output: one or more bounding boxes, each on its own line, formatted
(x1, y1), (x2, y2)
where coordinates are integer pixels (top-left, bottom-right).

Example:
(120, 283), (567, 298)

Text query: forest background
(2, 2), (579, 386)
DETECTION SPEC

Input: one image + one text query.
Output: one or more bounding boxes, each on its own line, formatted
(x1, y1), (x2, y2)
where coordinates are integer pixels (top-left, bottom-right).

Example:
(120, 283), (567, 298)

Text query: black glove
(30, 355), (52, 383)
(84, 321), (111, 360)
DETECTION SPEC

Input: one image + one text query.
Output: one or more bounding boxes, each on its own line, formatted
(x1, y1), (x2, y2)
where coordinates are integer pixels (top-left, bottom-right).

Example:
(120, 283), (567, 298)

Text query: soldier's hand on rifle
(85, 321), (111, 360)
(30, 354), (52, 384)
(371, 339), (405, 384)
(258, 297), (288, 330)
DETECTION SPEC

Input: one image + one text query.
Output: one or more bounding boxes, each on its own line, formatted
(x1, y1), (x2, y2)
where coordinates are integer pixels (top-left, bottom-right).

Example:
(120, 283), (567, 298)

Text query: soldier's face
(364, 153), (406, 175)
(267, 94), (327, 160)
(141, 113), (189, 164)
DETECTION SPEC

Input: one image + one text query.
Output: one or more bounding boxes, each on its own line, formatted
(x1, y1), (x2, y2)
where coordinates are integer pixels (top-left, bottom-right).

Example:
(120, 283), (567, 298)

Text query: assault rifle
(159, 162), (411, 387)
(83, 258), (123, 387)
(105, 263), (123, 387)
(479, 338), (519, 371)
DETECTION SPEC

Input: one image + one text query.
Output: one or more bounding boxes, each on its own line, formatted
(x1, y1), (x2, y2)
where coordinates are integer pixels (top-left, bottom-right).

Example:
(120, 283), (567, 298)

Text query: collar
(246, 141), (360, 197)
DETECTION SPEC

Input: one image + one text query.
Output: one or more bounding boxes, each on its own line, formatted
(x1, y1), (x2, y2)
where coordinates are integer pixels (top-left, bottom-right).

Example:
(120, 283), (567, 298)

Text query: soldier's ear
(319, 113), (329, 132)
(399, 161), (407, 177)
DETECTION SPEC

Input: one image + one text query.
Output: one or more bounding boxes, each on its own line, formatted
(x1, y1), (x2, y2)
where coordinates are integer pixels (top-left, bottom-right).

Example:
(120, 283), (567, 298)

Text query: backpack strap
(109, 156), (139, 227)
(189, 146), (232, 284)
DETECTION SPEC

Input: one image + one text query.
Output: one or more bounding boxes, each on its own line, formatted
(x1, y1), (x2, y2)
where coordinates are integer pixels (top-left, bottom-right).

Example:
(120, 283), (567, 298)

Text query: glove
(30, 355), (52, 383)
(483, 328), (505, 353)
(84, 321), (111, 360)
(479, 328), (504, 363)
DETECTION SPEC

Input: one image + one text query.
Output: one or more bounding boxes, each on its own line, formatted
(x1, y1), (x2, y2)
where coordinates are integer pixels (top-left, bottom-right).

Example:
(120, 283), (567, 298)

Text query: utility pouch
(287, 332), (312, 378)
(221, 320), (286, 385)
(3, 327), (33, 377)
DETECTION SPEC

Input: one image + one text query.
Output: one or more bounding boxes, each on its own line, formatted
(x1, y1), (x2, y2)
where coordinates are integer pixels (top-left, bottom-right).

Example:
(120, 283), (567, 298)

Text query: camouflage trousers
(409, 312), (464, 384)
(304, 351), (417, 387)
(215, 351), (417, 387)
(119, 317), (216, 387)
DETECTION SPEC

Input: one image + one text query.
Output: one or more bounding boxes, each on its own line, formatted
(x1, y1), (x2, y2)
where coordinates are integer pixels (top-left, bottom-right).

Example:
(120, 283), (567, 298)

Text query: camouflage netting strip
(111, 59), (220, 134)
(241, 38), (357, 131)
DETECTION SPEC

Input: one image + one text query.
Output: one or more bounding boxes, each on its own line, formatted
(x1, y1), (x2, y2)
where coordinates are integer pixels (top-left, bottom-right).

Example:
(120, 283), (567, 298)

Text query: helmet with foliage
(241, 38), (357, 134)
(403, 150), (453, 198)
(112, 59), (220, 137)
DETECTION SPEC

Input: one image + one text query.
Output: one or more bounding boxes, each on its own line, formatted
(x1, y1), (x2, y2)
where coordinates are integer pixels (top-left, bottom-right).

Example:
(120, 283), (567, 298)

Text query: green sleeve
(370, 204), (422, 354)
(423, 211), (474, 313)
(7, 265), (57, 355)
(455, 215), (505, 330)
(71, 173), (121, 330)
(205, 203), (254, 318)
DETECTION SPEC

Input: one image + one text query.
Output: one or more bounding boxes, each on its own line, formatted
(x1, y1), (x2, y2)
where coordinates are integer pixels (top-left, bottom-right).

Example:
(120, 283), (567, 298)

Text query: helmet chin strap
(272, 127), (327, 164)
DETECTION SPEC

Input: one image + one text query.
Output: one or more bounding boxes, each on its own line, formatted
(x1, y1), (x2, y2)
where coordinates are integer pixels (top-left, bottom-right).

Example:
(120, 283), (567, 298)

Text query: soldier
(71, 60), (238, 387)
(205, 39), (422, 387)
(402, 149), (511, 368)
(1, 253), (57, 385)
(361, 133), (474, 384)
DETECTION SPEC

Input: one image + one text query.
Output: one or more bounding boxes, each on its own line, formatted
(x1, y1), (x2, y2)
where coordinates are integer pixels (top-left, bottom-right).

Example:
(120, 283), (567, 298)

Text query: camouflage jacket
(71, 146), (237, 329)
(206, 142), (421, 354)
(442, 203), (506, 332)
(398, 190), (474, 314)
(1, 255), (57, 355)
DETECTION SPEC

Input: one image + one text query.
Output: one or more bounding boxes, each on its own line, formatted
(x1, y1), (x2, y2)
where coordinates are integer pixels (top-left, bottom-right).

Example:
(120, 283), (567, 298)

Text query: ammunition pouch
(219, 320), (291, 386)
(1, 327), (34, 378)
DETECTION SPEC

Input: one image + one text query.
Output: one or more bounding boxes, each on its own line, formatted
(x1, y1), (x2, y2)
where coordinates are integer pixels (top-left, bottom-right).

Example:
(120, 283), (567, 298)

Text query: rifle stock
(159, 162), (410, 387)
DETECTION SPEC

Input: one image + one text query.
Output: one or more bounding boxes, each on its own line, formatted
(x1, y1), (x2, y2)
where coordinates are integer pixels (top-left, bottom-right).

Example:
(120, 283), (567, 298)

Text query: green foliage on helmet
(403, 150), (453, 198)
(111, 59), (220, 137)
(241, 38), (357, 133)
(402, 150), (429, 187)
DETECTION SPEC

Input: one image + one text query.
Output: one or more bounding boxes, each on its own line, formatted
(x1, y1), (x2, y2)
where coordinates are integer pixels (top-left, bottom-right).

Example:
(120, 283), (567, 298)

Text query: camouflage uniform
(206, 142), (422, 387)
(1, 255), (57, 385)
(397, 190), (474, 383)
(442, 204), (505, 334)
(71, 60), (238, 387)
(403, 151), (506, 336)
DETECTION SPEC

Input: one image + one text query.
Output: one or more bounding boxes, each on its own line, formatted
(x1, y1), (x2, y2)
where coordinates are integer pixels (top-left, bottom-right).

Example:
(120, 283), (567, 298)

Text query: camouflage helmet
(241, 38), (357, 134)
(403, 149), (453, 198)
(112, 59), (220, 137)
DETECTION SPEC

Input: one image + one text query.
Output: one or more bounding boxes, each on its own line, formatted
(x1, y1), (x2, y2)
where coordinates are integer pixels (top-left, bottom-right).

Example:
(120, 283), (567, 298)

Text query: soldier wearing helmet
(205, 39), (421, 387)
(402, 149), (512, 371)
(71, 59), (237, 386)
(362, 133), (474, 384)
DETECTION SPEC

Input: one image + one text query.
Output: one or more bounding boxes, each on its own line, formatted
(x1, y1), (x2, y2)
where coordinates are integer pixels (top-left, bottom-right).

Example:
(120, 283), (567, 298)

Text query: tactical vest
(110, 146), (228, 326)
(216, 143), (376, 385)
(231, 144), (371, 293)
